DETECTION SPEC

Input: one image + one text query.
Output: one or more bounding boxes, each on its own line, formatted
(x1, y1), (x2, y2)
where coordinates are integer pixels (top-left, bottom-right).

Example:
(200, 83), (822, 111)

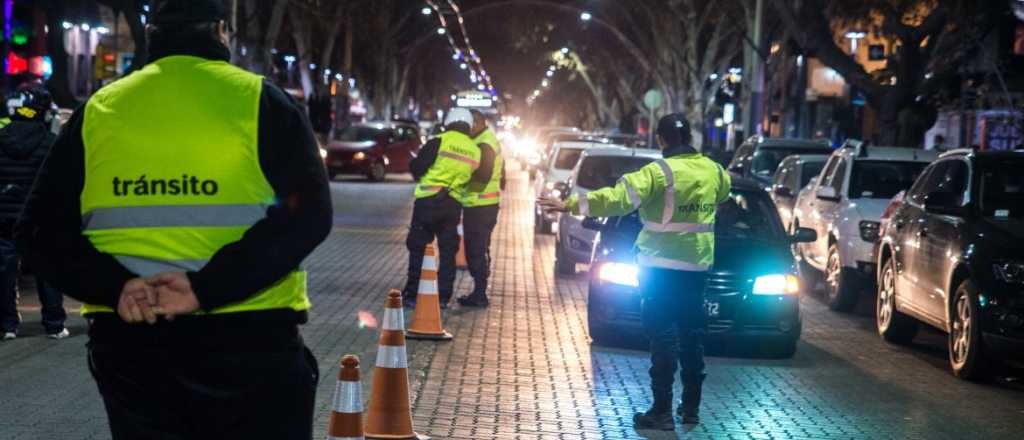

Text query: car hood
(599, 232), (794, 276)
(850, 198), (889, 222)
(331, 140), (376, 151)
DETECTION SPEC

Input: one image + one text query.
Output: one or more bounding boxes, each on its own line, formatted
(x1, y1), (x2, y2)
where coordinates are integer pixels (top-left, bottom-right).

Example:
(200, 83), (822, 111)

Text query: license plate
(704, 300), (720, 318)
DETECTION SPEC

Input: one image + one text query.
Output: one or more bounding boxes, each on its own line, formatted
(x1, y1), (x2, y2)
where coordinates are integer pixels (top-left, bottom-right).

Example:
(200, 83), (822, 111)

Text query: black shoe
(633, 409), (674, 431)
(457, 294), (489, 308)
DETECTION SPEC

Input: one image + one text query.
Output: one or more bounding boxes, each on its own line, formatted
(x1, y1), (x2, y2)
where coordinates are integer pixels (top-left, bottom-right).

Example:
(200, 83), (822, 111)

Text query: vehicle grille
(705, 270), (749, 323)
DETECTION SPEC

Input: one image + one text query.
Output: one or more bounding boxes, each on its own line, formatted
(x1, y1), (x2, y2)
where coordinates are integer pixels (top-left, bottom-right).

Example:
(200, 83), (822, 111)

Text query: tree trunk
(261, 0), (288, 76)
(288, 10), (314, 100)
(41, 0), (77, 108)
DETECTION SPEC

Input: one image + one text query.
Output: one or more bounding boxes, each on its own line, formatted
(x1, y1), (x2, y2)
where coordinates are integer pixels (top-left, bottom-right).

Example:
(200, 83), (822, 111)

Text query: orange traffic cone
(455, 221), (468, 269)
(364, 290), (429, 440)
(326, 355), (365, 440)
(406, 244), (453, 341)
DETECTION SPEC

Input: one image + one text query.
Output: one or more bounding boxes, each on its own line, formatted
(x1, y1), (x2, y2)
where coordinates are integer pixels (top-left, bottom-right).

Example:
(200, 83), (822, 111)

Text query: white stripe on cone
(381, 308), (404, 331)
(418, 279), (438, 295)
(422, 255), (438, 271)
(332, 379), (364, 413)
(457, 224), (464, 235)
(327, 436), (365, 440)
(375, 345), (408, 369)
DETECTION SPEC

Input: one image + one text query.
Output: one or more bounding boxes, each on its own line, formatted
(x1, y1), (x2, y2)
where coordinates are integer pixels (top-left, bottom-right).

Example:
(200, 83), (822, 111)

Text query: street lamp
(459, 63), (467, 70)
(436, 27), (446, 35)
(80, 23), (90, 31)
(421, 7), (432, 15)
(61, 21), (73, 30)
(580, 11), (592, 21)
(560, 47), (569, 54)
(95, 26), (110, 34)
(546, 70), (553, 77)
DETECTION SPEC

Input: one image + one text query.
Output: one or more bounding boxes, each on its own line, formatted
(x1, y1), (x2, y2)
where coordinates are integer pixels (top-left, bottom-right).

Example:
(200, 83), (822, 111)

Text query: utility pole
(741, 0), (764, 145)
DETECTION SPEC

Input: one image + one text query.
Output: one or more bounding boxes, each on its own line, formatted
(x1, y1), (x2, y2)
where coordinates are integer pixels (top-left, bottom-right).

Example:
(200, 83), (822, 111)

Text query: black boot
(457, 289), (490, 308)
(677, 373), (706, 424)
(634, 391), (674, 431)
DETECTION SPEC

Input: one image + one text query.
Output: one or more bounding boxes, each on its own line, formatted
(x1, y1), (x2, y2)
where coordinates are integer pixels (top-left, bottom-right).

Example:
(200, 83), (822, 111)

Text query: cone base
(365, 432), (430, 440)
(405, 330), (453, 341)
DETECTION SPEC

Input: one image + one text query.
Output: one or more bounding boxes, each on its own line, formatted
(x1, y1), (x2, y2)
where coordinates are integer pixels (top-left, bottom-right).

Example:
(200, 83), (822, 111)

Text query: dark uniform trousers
(639, 267), (708, 407)
(404, 191), (461, 304)
(86, 319), (319, 440)
(462, 204), (499, 296)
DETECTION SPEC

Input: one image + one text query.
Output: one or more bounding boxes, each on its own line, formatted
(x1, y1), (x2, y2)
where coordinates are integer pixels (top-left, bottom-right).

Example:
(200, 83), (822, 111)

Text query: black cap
(151, 0), (227, 25)
(656, 113), (692, 147)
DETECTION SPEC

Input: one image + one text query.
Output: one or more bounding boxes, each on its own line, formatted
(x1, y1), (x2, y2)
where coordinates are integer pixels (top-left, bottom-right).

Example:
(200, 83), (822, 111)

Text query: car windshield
(715, 190), (786, 240)
(553, 147), (585, 170)
(751, 147), (831, 176)
(849, 160), (927, 199)
(800, 161), (826, 187)
(335, 126), (382, 142)
(576, 156), (654, 190)
(979, 159), (1024, 220)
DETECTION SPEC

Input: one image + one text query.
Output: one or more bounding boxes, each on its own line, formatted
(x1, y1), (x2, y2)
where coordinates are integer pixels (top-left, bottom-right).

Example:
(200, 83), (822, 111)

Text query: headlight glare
(353, 152), (366, 161)
(752, 274), (800, 295)
(597, 262), (639, 287)
(319, 148), (328, 159)
(993, 262), (1024, 284)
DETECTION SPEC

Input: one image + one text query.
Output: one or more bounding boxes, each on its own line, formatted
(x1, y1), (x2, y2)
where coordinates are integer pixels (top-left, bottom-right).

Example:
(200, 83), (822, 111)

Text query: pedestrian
(0, 84), (68, 341)
(15, 1), (332, 438)
(457, 110), (504, 308)
(540, 113), (731, 430)
(403, 107), (495, 309)
(932, 134), (947, 151)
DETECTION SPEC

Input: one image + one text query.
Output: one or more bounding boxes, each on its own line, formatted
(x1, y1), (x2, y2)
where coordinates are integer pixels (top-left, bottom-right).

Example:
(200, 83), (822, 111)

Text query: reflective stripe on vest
(642, 159), (714, 234)
(459, 128), (503, 207)
(415, 131), (480, 199)
(637, 254), (711, 271)
(78, 55), (309, 315)
(478, 192), (500, 199)
(621, 177), (642, 209)
(439, 150), (479, 167)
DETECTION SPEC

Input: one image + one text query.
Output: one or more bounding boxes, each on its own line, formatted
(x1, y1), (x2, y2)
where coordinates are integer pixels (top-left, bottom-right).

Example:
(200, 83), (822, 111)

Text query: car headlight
(859, 220), (880, 242)
(752, 274), (800, 295)
(597, 262), (639, 287)
(353, 152), (366, 161)
(993, 262), (1024, 284)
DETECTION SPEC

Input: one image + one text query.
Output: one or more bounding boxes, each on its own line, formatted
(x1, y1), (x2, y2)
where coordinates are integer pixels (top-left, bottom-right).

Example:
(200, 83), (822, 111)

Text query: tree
(769, 0), (1006, 146)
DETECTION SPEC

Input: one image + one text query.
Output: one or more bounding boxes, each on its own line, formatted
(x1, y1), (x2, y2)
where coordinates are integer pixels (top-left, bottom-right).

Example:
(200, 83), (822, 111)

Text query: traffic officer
(540, 113), (730, 430)
(405, 108), (495, 309)
(456, 110), (504, 308)
(15, 1), (332, 438)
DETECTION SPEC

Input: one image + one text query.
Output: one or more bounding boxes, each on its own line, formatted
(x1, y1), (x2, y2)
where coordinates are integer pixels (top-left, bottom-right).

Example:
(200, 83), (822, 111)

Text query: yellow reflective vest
(79, 55), (309, 315)
(458, 128), (502, 207)
(567, 153), (731, 271)
(415, 130), (480, 199)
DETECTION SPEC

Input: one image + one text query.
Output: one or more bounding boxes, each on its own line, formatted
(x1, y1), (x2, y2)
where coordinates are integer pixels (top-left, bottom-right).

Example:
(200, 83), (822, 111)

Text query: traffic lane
(329, 173), (415, 228)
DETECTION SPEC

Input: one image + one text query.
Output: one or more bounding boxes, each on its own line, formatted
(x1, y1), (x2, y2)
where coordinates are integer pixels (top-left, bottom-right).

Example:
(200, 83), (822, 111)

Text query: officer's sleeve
(15, 108), (135, 308)
(468, 142), (495, 191)
(565, 165), (655, 217)
(185, 81), (332, 310)
(410, 138), (440, 181)
(715, 164), (732, 203)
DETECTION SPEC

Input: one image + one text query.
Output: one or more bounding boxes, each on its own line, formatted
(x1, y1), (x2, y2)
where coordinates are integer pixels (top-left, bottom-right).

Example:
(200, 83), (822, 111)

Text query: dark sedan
(586, 177), (817, 357)
(325, 122), (421, 181)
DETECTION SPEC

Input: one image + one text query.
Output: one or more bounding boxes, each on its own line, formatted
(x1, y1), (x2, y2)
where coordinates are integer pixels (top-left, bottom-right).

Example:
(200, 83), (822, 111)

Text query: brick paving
(1, 170), (1023, 439)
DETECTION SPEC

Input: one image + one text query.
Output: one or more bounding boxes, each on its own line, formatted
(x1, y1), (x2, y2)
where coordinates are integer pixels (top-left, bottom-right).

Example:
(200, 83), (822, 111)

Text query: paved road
(2, 169), (1023, 439)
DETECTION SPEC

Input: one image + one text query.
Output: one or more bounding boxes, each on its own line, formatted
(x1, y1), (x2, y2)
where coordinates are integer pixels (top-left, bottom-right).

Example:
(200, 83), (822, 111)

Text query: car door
(771, 160), (798, 230)
(795, 156), (836, 262)
(895, 162), (942, 310)
(392, 125), (419, 172)
(810, 156), (847, 268)
(917, 159), (969, 322)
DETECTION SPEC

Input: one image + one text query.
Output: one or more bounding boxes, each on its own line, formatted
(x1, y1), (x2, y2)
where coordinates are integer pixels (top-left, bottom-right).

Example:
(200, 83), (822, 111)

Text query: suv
(728, 137), (833, 187)
(554, 147), (660, 274)
(770, 154), (829, 232)
(876, 150), (1024, 380)
(533, 141), (593, 234)
(793, 142), (937, 311)
(325, 122), (422, 181)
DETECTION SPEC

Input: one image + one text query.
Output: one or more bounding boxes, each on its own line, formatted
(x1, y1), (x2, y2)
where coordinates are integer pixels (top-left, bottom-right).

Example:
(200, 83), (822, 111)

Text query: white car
(770, 154), (829, 232)
(793, 142), (937, 311)
(533, 141), (594, 234)
(554, 147), (661, 274)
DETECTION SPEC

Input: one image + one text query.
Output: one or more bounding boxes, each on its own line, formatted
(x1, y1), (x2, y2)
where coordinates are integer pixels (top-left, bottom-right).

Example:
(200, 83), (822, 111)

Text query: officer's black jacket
(0, 120), (54, 238)
(15, 38), (332, 343)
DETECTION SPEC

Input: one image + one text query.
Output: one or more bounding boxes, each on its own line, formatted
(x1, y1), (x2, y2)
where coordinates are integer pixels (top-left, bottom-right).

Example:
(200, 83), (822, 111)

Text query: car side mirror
(773, 186), (794, 198)
(582, 217), (604, 231)
(924, 192), (965, 216)
(791, 227), (817, 243)
(816, 186), (839, 201)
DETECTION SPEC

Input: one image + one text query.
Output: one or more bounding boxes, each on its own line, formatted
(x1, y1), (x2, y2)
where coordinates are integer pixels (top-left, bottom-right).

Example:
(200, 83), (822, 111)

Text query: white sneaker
(47, 329), (70, 340)
(2, 332), (15, 341)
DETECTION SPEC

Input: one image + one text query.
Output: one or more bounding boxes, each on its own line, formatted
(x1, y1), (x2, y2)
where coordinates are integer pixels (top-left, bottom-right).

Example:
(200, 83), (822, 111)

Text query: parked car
(728, 137), (833, 187)
(770, 154), (829, 231)
(524, 127), (580, 179)
(554, 147), (661, 274)
(793, 142), (937, 311)
(876, 150), (1024, 380)
(533, 141), (595, 234)
(585, 176), (817, 357)
(325, 122), (422, 181)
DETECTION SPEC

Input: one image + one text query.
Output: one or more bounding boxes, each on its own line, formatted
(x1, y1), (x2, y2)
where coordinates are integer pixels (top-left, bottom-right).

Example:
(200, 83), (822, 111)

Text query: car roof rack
(938, 148), (974, 158)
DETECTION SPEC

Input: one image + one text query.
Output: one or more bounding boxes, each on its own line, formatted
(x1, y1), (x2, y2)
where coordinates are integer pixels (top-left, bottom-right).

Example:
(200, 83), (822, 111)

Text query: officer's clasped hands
(537, 196), (567, 213)
(116, 272), (201, 324)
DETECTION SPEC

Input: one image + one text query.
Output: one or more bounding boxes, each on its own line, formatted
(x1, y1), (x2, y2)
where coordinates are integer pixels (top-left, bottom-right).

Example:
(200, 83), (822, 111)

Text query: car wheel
(796, 251), (820, 296)
(555, 240), (575, 275)
(825, 244), (859, 312)
(949, 279), (990, 381)
(876, 257), (918, 344)
(367, 161), (386, 182)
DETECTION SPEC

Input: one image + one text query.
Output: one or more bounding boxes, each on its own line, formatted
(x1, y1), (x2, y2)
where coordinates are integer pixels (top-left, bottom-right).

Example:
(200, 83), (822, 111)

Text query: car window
(552, 147), (585, 170)
(848, 160), (928, 199)
(715, 190), (786, 240)
(728, 144), (753, 171)
(335, 126), (382, 142)
(750, 147), (832, 177)
(772, 163), (789, 186)
(826, 158), (847, 193)
(576, 156), (655, 190)
(800, 161), (825, 188)
(818, 156), (838, 186)
(394, 126), (415, 142)
(933, 160), (969, 205)
(979, 159), (1024, 220)
(906, 162), (944, 205)
(783, 164), (800, 190)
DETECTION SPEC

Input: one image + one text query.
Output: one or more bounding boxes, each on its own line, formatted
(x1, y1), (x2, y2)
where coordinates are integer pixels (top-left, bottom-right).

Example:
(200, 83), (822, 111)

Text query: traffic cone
(326, 355), (365, 440)
(455, 221), (468, 269)
(406, 244), (453, 341)
(364, 290), (428, 440)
